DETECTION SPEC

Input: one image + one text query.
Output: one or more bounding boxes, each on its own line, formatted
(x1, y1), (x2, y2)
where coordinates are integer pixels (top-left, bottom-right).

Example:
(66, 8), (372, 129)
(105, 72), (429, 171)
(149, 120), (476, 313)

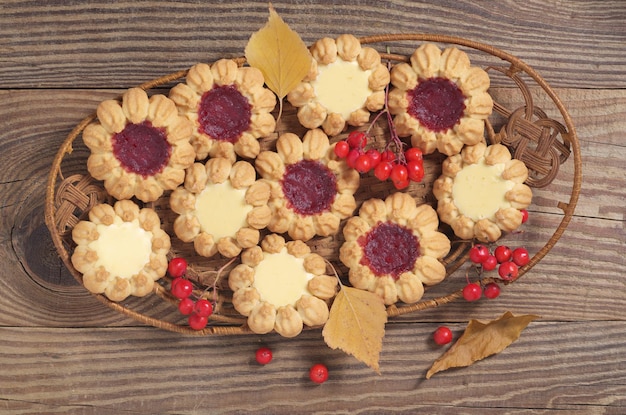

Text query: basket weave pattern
(44, 34), (582, 335)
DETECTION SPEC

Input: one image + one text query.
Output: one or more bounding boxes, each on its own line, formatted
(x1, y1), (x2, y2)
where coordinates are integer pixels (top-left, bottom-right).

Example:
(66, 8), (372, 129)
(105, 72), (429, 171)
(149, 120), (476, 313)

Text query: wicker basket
(44, 34), (582, 336)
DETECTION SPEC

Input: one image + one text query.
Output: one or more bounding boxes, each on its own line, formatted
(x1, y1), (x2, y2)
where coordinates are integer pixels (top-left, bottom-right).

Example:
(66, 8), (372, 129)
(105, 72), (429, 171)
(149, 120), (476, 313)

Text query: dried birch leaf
(322, 286), (387, 373)
(245, 4), (312, 119)
(426, 311), (540, 379)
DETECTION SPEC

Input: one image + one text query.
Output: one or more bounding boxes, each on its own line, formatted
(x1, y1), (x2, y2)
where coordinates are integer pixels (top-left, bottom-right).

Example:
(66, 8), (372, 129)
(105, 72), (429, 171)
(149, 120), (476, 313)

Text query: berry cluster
(334, 131), (425, 189)
(168, 257), (214, 330)
(254, 347), (329, 384)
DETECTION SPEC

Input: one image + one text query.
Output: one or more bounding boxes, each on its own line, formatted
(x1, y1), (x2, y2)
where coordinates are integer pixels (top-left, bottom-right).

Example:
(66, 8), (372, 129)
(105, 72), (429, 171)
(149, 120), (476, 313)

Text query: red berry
(188, 313), (208, 330)
(255, 347), (273, 365)
(355, 153), (372, 173)
(482, 254), (498, 271)
(483, 282), (501, 299)
(309, 363), (329, 384)
(194, 299), (213, 318)
(177, 297), (195, 315)
(494, 245), (512, 263)
(469, 244), (490, 264)
(380, 149), (395, 162)
(498, 261), (519, 281)
(462, 283), (482, 302)
(374, 161), (393, 181)
(168, 257), (188, 278)
(171, 277), (193, 299)
(365, 149), (381, 168)
(520, 209), (529, 224)
(334, 140), (350, 158)
(347, 131), (367, 149)
(346, 148), (362, 169)
(433, 326), (453, 345)
(405, 147), (423, 162)
(390, 163), (408, 183)
(512, 247), (530, 267)
(406, 160), (424, 182)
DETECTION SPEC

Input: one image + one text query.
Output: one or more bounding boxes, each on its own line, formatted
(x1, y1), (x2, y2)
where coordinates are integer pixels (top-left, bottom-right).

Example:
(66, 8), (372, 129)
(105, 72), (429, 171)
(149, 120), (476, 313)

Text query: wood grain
(0, 0), (624, 413)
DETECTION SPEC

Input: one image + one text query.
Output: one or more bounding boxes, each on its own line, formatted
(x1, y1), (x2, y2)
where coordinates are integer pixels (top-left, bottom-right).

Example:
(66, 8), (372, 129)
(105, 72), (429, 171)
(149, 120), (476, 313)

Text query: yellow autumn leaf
(322, 286), (387, 373)
(426, 311), (540, 379)
(244, 4), (312, 101)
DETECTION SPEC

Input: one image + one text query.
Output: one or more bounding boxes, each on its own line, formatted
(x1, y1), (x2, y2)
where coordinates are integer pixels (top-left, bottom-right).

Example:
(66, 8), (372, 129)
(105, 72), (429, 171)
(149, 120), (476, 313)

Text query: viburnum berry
(374, 161), (393, 181)
(188, 313), (208, 330)
(393, 178), (410, 190)
(390, 163), (408, 183)
(365, 149), (382, 169)
(347, 131), (367, 149)
(380, 149), (395, 162)
(355, 153), (372, 173)
(171, 277), (193, 299)
(498, 261), (519, 281)
(494, 245), (512, 263)
(469, 244), (490, 264)
(255, 347), (273, 365)
(482, 254), (498, 271)
(334, 140), (350, 158)
(462, 282), (482, 302)
(346, 148), (362, 169)
(168, 257), (188, 278)
(406, 160), (424, 182)
(405, 147), (423, 162)
(433, 326), (453, 345)
(309, 363), (329, 384)
(520, 209), (529, 224)
(177, 297), (195, 315)
(193, 299), (214, 318)
(483, 282), (501, 299)
(512, 247), (530, 267)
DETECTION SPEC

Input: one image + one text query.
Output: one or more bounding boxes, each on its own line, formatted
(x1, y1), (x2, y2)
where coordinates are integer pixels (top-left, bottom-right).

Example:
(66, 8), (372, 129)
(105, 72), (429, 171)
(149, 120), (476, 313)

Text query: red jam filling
(281, 159), (337, 216)
(198, 85), (252, 142)
(407, 77), (466, 132)
(112, 121), (171, 177)
(358, 222), (419, 279)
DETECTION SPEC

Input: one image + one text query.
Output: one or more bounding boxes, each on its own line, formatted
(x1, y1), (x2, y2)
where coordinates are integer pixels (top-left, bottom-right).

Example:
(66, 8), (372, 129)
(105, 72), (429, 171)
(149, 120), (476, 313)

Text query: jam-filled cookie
(83, 88), (195, 202)
(287, 34), (390, 136)
(169, 59), (276, 161)
(339, 192), (451, 305)
(388, 43), (493, 156)
(71, 200), (171, 301)
(254, 129), (360, 241)
(433, 142), (532, 242)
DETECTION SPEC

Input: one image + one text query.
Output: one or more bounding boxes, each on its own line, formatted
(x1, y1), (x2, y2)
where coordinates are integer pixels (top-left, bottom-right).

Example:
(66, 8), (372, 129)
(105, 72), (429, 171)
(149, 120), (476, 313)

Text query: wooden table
(1, 1), (624, 413)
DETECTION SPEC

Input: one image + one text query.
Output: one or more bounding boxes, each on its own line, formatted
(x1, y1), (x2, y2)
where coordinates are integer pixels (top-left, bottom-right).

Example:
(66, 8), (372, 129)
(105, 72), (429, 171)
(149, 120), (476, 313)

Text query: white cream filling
(312, 59), (372, 119)
(195, 181), (252, 241)
(89, 218), (152, 278)
(452, 160), (515, 221)
(253, 248), (313, 308)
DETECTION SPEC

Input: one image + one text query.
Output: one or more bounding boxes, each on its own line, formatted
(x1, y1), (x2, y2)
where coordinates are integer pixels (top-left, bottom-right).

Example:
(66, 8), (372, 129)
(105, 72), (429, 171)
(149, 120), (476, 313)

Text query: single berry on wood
(255, 347), (273, 365)
(188, 313), (208, 330)
(483, 282), (501, 299)
(520, 209), (529, 223)
(462, 283), (482, 302)
(433, 326), (453, 345)
(498, 261), (519, 281)
(171, 277), (193, 299)
(309, 363), (329, 384)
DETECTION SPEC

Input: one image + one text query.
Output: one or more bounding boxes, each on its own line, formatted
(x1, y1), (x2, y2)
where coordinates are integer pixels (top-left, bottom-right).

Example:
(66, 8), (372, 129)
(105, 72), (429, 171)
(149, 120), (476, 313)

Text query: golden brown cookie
(170, 157), (271, 258)
(83, 88), (195, 202)
(255, 129), (360, 241)
(287, 34), (390, 136)
(169, 59), (277, 161)
(229, 234), (337, 337)
(388, 43), (493, 156)
(433, 142), (532, 242)
(339, 193), (451, 305)
(71, 200), (171, 302)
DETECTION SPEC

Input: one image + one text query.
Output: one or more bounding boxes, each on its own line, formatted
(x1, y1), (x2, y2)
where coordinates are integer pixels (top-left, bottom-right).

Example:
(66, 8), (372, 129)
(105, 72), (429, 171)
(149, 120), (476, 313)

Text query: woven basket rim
(44, 33), (582, 335)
